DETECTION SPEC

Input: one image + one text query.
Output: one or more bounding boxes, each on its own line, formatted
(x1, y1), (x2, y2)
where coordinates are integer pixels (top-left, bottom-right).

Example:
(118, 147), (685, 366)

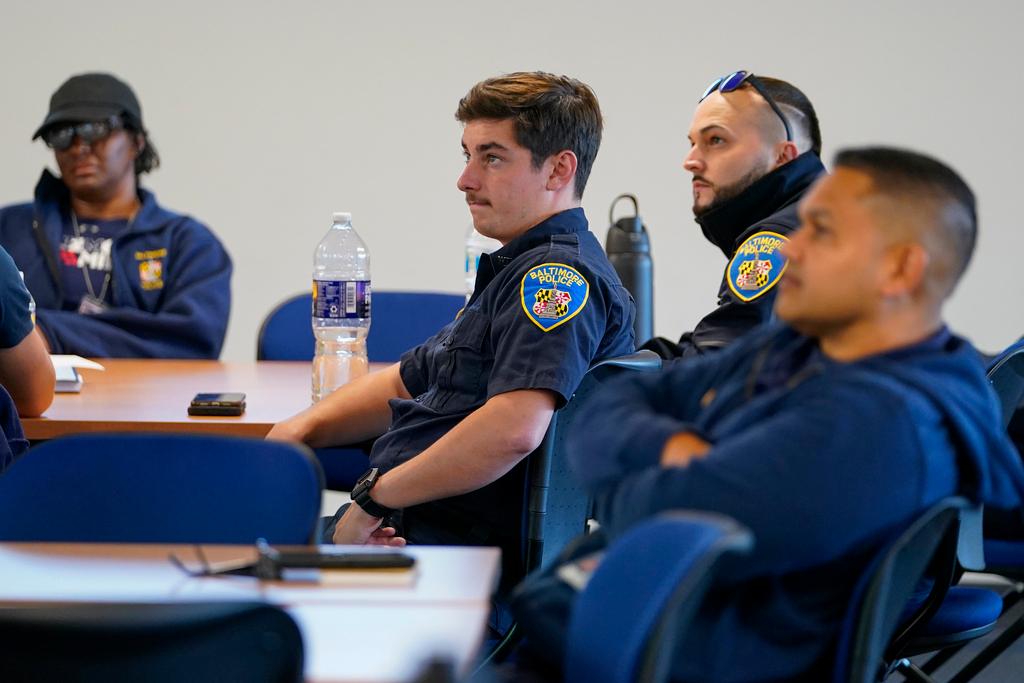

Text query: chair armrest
(590, 349), (662, 374)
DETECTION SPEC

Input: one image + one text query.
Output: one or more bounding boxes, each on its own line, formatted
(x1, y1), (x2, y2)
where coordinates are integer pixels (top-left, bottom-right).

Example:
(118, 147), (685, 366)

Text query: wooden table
(23, 360), (388, 441)
(0, 542), (500, 683)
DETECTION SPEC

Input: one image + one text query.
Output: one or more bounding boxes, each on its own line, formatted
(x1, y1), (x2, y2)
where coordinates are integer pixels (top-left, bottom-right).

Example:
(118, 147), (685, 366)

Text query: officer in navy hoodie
(0, 73), (231, 358)
(643, 71), (825, 359)
(515, 148), (1024, 681)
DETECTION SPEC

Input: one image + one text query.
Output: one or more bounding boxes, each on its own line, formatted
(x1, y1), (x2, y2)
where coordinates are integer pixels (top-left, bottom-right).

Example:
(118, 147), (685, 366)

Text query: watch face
(354, 468), (378, 497)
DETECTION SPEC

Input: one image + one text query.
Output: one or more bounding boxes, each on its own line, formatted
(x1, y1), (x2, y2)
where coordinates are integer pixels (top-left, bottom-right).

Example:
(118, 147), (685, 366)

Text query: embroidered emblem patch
(138, 259), (164, 290)
(726, 230), (788, 302)
(136, 248), (167, 291)
(520, 263), (589, 331)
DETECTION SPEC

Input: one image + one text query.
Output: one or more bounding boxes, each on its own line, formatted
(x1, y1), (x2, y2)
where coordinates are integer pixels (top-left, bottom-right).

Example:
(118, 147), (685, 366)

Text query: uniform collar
(471, 208), (587, 301)
(696, 152), (825, 257)
(486, 207), (587, 271)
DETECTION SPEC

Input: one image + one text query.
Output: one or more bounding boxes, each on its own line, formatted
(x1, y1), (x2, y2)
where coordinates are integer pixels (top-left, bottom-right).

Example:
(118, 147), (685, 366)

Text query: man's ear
(774, 140), (799, 167)
(134, 132), (146, 155)
(546, 150), (578, 192)
(882, 242), (929, 298)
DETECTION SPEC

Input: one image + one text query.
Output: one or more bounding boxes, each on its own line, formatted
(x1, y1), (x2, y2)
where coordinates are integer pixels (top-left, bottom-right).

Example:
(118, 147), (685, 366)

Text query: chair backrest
(522, 350), (662, 576)
(833, 496), (972, 683)
(0, 601), (303, 683)
(257, 291), (464, 362)
(564, 511), (753, 683)
(0, 434), (323, 544)
(987, 339), (1024, 428)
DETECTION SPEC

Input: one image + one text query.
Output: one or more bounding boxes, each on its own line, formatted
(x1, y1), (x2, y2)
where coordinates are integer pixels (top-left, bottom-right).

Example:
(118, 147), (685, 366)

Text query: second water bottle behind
(312, 211), (371, 403)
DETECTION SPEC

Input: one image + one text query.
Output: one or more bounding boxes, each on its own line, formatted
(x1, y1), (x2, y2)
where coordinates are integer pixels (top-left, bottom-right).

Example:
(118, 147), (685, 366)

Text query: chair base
(901, 622), (998, 657)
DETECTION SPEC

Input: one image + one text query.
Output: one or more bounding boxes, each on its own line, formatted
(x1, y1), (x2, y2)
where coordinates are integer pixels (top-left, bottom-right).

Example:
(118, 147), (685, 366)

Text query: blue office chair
(257, 290), (464, 363)
(521, 350), (662, 583)
(564, 511), (753, 683)
(257, 290), (464, 490)
(988, 338), (1024, 428)
(0, 602), (303, 683)
(832, 497), (975, 683)
(482, 351), (662, 666)
(895, 340), (1024, 682)
(0, 434), (323, 544)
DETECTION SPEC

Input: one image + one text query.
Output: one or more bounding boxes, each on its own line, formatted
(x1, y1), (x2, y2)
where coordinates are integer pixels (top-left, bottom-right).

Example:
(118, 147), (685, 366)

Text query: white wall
(1, 1), (1021, 360)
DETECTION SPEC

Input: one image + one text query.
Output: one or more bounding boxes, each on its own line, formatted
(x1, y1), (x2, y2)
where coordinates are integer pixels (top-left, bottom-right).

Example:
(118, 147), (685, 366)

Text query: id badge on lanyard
(78, 294), (108, 315)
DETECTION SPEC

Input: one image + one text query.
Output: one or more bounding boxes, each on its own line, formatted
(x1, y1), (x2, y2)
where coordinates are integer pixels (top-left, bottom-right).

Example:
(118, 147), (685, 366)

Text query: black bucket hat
(32, 72), (144, 140)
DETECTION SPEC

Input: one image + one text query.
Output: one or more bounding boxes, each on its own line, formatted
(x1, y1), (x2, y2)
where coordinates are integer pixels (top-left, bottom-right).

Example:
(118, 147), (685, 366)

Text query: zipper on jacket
(32, 217), (65, 303)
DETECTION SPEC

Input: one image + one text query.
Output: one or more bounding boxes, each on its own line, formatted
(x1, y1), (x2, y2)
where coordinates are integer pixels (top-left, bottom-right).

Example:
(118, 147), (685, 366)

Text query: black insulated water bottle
(605, 194), (653, 344)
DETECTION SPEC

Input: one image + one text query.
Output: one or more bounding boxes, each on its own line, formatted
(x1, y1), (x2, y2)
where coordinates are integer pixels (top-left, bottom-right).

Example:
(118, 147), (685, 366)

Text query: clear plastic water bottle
(312, 211), (371, 403)
(464, 226), (501, 300)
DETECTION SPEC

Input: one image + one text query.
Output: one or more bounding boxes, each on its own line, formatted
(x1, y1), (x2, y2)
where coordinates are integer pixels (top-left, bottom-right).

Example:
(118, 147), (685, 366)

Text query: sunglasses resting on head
(701, 70), (793, 142)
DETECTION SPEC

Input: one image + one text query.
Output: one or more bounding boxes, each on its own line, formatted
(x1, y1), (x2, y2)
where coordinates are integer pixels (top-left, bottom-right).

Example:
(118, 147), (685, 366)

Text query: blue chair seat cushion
(916, 587), (1002, 637)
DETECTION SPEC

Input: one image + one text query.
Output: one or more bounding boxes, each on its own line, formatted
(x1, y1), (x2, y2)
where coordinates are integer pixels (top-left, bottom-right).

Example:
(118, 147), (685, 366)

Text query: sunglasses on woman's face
(42, 115), (124, 151)
(700, 71), (793, 142)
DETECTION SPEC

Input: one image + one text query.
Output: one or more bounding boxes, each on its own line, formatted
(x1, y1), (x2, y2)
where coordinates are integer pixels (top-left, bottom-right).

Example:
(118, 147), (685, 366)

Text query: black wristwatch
(351, 467), (396, 519)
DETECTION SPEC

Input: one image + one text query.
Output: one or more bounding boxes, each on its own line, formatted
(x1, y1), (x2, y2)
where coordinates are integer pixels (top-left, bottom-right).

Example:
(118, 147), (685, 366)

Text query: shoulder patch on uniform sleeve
(520, 263), (590, 331)
(726, 230), (789, 302)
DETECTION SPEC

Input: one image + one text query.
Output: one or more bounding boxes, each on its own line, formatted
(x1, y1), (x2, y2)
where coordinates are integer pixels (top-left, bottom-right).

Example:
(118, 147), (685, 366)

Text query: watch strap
(352, 468), (395, 519)
(354, 490), (394, 519)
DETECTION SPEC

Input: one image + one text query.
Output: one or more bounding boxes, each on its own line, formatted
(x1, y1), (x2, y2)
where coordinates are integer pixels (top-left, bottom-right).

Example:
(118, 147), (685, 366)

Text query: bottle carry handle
(609, 194), (641, 232)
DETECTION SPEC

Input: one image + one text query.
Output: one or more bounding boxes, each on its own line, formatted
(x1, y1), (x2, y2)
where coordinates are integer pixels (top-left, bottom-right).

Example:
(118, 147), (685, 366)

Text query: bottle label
(313, 280), (371, 319)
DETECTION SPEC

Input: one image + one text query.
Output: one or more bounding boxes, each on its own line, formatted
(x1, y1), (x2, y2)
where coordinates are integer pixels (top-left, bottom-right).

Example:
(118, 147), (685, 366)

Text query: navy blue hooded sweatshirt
(0, 171), (231, 358)
(569, 323), (1024, 682)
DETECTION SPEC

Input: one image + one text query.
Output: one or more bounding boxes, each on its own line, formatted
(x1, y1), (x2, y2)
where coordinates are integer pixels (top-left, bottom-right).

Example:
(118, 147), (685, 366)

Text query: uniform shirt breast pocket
(432, 309), (490, 412)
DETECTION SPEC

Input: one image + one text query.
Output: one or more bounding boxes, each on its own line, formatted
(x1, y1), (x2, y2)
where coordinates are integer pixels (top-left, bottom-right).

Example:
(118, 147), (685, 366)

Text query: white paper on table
(50, 355), (105, 372)
(50, 355), (105, 393)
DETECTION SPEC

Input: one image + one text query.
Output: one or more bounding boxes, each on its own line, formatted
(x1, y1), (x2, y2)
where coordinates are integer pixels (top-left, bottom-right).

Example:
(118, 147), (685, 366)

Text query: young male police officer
(269, 73), (635, 567)
(644, 71), (826, 359)
(517, 148), (1024, 681)
(0, 72), (232, 358)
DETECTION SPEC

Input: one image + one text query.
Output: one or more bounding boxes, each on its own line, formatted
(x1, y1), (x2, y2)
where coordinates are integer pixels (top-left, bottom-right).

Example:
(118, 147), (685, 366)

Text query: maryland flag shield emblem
(520, 263), (589, 331)
(726, 230), (788, 302)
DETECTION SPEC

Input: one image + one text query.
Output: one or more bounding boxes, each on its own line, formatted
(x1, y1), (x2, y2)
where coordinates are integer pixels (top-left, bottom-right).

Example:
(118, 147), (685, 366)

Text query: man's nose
(457, 164), (479, 192)
(780, 230), (802, 261)
(683, 147), (703, 173)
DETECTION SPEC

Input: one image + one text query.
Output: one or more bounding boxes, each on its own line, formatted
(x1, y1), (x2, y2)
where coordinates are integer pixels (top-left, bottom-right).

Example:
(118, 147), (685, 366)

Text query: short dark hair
(124, 123), (160, 176)
(835, 146), (977, 288)
(455, 72), (602, 199)
(756, 76), (822, 156)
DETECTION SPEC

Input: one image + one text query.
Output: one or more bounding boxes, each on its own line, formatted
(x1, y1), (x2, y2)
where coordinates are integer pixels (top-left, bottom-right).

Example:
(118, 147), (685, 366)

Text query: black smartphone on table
(188, 392), (246, 416)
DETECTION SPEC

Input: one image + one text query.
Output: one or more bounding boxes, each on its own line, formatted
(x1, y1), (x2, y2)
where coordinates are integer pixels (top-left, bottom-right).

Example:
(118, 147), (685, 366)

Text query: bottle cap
(332, 211), (352, 225)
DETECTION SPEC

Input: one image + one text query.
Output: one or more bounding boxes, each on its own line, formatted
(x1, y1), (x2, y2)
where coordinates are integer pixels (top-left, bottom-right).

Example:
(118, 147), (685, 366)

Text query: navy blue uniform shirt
(370, 207), (635, 558)
(0, 246), (34, 350)
(0, 246), (34, 472)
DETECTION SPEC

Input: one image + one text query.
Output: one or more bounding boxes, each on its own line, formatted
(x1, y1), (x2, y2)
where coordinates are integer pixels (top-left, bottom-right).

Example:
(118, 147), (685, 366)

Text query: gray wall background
(1, 1), (1020, 361)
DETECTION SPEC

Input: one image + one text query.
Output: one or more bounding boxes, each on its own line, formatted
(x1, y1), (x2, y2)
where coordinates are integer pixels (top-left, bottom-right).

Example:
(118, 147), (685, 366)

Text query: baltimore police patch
(520, 263), (589, 331)
(726, 230), (789, 302)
